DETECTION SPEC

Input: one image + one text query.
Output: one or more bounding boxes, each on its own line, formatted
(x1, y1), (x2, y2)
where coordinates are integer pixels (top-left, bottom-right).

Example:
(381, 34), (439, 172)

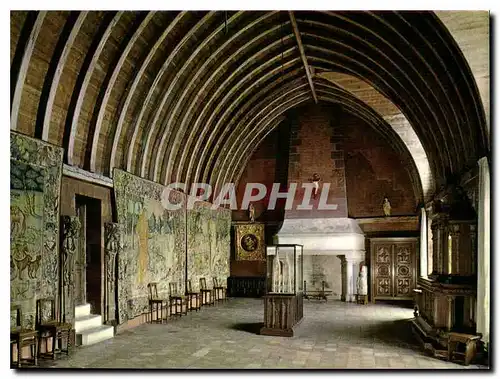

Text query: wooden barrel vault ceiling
(10, 10), (489, 202)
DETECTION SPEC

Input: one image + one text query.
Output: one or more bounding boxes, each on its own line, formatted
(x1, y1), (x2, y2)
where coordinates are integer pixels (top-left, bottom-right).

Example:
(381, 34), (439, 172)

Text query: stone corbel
(104, 222), (121, 323)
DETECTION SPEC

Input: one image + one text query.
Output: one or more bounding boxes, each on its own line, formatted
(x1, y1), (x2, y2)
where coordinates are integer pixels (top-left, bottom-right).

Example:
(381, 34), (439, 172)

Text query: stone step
(75, 303), (91, 318)
(74, 314), (102, 333)
(76, 324), (114, 346)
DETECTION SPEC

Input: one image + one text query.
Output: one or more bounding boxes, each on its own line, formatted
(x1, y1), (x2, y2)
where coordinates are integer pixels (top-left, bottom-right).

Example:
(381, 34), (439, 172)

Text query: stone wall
(286, 104), (348, 218)
(303, 255), (342, 299)
(10, 132), (64, 328)
(343, 112), (417, 217)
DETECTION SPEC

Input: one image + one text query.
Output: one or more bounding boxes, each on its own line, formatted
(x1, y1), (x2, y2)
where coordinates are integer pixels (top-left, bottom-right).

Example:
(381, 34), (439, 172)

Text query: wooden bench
(448, 332), (481, 366)
(303, 281), (332, 302)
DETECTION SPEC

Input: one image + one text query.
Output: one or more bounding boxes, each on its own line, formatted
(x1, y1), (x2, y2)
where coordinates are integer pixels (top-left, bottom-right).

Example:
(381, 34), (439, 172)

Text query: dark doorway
(75, 195), (102, 315)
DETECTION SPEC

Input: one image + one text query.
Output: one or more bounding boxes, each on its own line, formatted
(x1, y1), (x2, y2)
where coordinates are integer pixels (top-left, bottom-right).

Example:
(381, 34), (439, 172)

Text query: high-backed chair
(36, 298), (72, 360)
(212, 277), (227, 302)
(169, 282), (187, 317)
(186, 280), (201, 311)
(147, 283), (167, 324)
(11, 305), (38, 368)
(199, 278), (215, 306)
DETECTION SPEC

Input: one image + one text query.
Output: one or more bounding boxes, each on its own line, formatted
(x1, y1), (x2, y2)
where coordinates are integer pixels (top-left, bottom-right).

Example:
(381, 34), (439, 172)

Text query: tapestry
(10, 132), (63, 328)
(113, 169), (186, 324)
(187, 202), (231, 290)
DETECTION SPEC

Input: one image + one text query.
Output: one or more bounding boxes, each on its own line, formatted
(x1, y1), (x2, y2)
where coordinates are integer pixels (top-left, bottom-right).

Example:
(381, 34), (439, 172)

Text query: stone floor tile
(43, 298), (485, 370)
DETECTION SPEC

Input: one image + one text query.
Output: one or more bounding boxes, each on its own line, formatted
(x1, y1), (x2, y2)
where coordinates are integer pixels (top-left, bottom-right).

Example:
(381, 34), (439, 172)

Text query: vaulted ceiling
(10, 11), (489, 201)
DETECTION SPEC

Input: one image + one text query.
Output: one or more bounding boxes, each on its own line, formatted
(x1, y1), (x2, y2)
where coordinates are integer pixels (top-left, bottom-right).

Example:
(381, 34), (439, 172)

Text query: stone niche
(274, 217), (365, 302)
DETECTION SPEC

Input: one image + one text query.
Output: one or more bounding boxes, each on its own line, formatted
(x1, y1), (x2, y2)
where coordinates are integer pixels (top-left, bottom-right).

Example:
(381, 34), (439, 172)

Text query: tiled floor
(44, 298), (485, 369)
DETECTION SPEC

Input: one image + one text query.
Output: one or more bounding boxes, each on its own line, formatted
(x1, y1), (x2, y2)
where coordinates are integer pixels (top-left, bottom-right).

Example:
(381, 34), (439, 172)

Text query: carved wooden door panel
(370, 238), (417, 302)
(372, 242), (393, 299)
(74, 205), (86, 306)
(393, 241), (416, 299)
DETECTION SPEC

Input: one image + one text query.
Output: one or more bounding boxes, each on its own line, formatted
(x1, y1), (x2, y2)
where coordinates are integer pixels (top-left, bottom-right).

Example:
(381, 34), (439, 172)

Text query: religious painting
(234, 222), (265, 261)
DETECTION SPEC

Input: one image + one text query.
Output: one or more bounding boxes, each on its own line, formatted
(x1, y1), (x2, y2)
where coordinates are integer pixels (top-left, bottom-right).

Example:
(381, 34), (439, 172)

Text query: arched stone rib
(196, 58), (303, 187)
(172, 19), (287, 185)
(303, 34), (455, 176)
(125, 11), (216, 177)
(40, 12), (87, 142)
(433, 11), (489, 153)
(301, 15), (460, 172)
(156, 12), (280, 185)
(179, 40), (298, 187)
(219, 85), (423, 204)
(89, 12), (155, 173)
(108, 11), (186, 177)
(367, 11), (467, 173)
(145, 11), (247, 182)
(218, 95), (312, 196)
(317, 71), (433, 200)
(306, 52), (444, 185)
(212, 86), (311, 194)
(232, 116), (286, 188)
(11, 11), (46, 131)
(66, 12), (123, 166)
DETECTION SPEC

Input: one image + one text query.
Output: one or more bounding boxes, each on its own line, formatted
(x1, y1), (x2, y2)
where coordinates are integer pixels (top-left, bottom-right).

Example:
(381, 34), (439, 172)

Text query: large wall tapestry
(113, 169), (186, 324)
(187, 202), (231, 290)
(10, 132), (63, 328)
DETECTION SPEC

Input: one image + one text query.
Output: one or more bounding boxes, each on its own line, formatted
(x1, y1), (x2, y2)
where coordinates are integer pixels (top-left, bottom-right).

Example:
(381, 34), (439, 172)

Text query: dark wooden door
(371, 241), (393, 300)
(371, 238), (417, 302)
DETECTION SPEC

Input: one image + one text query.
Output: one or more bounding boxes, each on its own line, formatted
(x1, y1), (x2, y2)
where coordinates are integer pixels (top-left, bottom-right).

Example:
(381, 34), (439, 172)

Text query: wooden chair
(11, 305), (38, 368)
(186, 280), (201, 311)
(169, 282), (188, 317)
(147, 283), (167, 324)
(199, 278), (215, 306)
(212, 277), (227, 302)
(448, 332), (481, 366)
(36, 298), (72, 360)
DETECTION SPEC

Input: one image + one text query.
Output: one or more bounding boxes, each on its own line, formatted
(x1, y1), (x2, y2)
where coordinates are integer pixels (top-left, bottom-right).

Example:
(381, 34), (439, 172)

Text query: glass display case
(265, 244), (303, 294)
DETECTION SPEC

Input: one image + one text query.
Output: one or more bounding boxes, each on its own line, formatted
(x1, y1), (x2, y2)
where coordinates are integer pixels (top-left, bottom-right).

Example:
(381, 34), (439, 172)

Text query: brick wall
(285, 104), (348, 218)
(343, 112), (418, 218)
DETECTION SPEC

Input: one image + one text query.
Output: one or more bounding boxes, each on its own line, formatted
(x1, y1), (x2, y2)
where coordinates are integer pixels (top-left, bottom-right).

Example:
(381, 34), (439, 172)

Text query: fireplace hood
(273, 217), (365, 257)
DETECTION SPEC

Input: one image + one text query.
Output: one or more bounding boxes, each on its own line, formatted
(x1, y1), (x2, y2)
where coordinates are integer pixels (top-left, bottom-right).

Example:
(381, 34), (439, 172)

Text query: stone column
(104, 222), (121, 323)
(60, 215), (80, 325)
(419, 208), (428, 277)
(339, 253), (364, 302)
(339, 256), (347, 301)
(476, 157), (490, 344)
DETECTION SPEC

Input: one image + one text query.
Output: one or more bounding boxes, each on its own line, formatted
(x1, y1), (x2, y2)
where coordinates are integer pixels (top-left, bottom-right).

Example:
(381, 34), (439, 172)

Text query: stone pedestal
(260, 293), (303, 337)
(339, 253), (365, 302)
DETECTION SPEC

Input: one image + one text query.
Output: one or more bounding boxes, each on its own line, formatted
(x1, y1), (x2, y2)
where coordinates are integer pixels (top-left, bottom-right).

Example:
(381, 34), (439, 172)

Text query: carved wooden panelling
(370, 238), (417, 302)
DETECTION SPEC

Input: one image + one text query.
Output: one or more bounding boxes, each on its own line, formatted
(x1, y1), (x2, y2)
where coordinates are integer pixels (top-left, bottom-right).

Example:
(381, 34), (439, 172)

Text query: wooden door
(393, 240), (416, 300)
(371, 240), (393, 300)
(371, 238), (417, 302)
